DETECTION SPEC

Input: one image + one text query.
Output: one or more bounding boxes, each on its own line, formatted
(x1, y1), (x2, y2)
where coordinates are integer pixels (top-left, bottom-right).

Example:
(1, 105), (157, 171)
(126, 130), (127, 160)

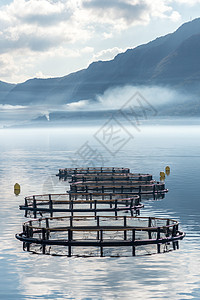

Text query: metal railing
(57, 167), (130, 178)
(16, 215), (185, 257)
(70, 173), (153, 182)
(20, 193), (142, 218)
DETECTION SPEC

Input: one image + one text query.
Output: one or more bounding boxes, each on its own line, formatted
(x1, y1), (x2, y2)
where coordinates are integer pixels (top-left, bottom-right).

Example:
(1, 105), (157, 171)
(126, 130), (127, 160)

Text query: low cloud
(64, 100), (89, 110)
(0, 104), (27, 110)
(92, 47), (125, 62)
(94, 84), (188, 111)
(0, 84), (192, 127)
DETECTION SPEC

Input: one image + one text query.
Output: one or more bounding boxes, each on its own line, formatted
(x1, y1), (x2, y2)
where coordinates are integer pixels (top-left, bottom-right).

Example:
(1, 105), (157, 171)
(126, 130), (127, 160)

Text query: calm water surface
(0, 122), (200, 300)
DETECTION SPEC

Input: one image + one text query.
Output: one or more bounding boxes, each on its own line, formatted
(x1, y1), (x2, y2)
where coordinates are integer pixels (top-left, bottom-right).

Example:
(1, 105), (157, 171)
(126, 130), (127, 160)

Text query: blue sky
(0, 0), (199, 84)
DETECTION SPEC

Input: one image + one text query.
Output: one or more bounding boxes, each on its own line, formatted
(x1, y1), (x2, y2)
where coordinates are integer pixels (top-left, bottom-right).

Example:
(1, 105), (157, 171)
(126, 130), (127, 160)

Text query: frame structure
(69, 173), (153, 183)
(19, 193), (143, 218)
(16, 167), (185, 257)
(16, 215), (185, 257)
(57, 167), (130, 178)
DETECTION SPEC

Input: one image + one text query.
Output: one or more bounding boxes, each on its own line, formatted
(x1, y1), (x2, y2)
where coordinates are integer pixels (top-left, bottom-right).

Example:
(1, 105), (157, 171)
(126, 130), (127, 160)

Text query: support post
(97, 216), (100, 240)
(100, 230), (103, 257)
(157, 227), (161, 254)
(45, 218), (49, 240)
(139, 185), (141, 195)
(68, 229), (72, 257)
(33, 196), (37, 218)
(110, 194), (112, 208)
(42, 228), (46, 254)
(124, 216), (127, 240)
(166, 219), (170, 237)
(148, 217), (152, 239)
(49, 194), (53, 217)
(132, 229), (136, 256)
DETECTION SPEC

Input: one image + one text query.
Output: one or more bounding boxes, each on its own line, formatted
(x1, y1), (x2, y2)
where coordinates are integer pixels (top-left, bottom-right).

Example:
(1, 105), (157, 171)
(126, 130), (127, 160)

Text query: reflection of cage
(19, 193), (143, 218)
(16, 216), (185, 257)
(69, 173), (153, 183)
(57, 167), (130, 178)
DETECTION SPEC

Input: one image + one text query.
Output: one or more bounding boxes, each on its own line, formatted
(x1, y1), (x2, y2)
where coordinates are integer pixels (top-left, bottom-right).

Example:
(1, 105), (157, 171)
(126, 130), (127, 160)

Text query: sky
(0, 0), (200, 84)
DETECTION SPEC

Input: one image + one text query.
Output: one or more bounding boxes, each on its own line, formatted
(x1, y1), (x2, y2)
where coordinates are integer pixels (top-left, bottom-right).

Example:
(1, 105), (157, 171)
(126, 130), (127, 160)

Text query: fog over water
(0, 85), (193, 128)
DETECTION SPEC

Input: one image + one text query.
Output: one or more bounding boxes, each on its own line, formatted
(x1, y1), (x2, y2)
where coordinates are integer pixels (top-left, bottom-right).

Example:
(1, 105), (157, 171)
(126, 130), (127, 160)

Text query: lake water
(0, 120), (200, 299)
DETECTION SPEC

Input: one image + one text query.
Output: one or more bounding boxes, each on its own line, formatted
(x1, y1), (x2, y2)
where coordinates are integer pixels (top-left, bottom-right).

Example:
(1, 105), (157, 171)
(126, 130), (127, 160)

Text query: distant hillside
(1, 18), (200, 106)
(0, 81), (16, 101)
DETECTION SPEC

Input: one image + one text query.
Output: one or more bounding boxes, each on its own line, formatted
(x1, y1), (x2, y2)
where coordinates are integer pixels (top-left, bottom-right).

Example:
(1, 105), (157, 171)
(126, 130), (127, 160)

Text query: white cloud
(81, 0), (181, 30)
(35, 71), (50, 79)
(0, 104), (27, 110)
(92, 47), (125, 62)
(0, 0), (196, 83)
(0, 0), (183, 56)
(81, 46), (94, 54)
(65, 100), (89, 110)
(0, 54), (20, 78)
(175, 0), (200, 4)
(0, 0), (90, 54)
(170, 11), (181, 22)
(103, 32), (113, 39)
(96, 84), (187, 110)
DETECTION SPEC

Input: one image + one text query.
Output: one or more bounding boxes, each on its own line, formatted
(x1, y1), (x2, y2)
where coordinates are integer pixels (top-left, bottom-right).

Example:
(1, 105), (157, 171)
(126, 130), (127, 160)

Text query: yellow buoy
(14, 183), (20, 196)
(165, 166), (170, 176)
(160, 171), (165, 179)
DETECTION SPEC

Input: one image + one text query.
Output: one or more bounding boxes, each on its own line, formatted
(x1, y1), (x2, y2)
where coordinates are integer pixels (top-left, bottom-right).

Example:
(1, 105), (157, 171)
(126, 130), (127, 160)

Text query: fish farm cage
(19, 193), (143, 218)
(69, 182), (168, 195)
(57, 167), (130, 179)
(71, 179), (156, 186)
(16, 166), (185, 257)
(69, 173), (153, 183)
(16, 215), (185, 257)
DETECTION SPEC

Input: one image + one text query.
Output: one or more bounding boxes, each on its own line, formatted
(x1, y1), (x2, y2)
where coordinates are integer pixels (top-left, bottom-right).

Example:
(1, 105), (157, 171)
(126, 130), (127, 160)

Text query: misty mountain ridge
(1, 18), (200, 109)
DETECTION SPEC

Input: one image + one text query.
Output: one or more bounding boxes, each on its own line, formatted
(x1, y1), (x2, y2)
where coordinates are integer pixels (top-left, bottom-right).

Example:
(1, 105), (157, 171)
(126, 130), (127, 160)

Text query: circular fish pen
(69, 181), (168, 195)
(16, 166), (185, 257)
(71, 179), (156, 186)
(69, 173), (153, 183)
(19, 193), (143, 218)
(16, 215), (185, 257)
(58, 167), (130, 178)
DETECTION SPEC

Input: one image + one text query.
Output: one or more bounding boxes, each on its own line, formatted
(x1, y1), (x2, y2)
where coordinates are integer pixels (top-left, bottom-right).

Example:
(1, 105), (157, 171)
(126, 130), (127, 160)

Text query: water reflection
(0, 125), (200, 299)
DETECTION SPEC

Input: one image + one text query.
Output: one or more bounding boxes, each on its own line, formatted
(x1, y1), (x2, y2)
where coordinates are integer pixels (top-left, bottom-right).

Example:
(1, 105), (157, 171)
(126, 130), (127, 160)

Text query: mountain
(0, 81), (16, 102)
(2, 18), (200, 106)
